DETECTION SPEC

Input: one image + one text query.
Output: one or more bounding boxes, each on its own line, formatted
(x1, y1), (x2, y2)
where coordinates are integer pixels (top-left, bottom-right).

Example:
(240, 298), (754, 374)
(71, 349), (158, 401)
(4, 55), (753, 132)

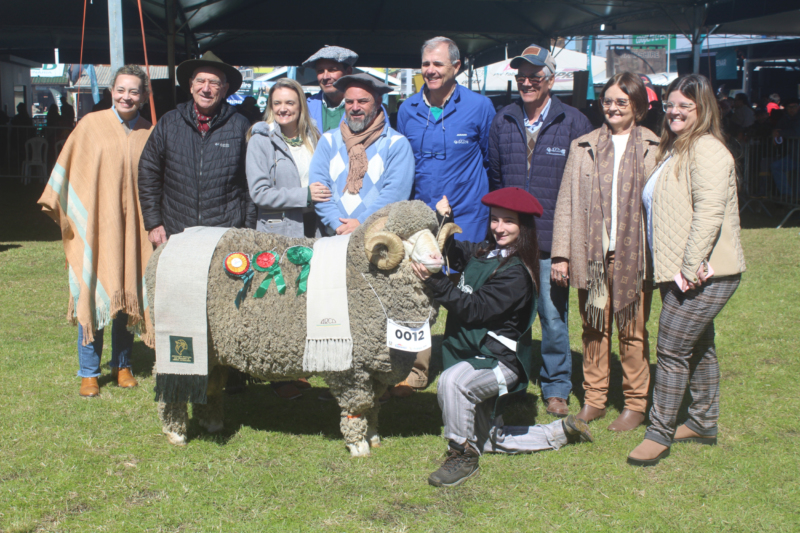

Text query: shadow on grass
(0, 180), (61, 242)
(0, 243), (22, 252)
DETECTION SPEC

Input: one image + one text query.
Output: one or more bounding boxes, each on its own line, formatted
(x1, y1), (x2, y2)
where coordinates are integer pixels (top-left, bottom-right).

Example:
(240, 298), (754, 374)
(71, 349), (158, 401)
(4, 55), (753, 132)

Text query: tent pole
(691, 4), (706, 74)
(468, 59), (474, 91)
(108, 0), (125, 73)
(166, 0), (177, 109)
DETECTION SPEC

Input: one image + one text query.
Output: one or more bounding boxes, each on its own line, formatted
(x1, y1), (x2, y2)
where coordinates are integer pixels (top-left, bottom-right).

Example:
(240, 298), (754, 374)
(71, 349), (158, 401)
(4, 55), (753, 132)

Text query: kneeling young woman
(411, 188), (593, 488)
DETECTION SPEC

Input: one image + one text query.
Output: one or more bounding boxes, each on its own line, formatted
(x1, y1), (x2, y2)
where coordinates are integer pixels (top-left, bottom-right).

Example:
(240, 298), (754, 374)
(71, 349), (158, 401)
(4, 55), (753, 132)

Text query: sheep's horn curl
(437, 223), (462, 251)
(365, 231), (405, 270)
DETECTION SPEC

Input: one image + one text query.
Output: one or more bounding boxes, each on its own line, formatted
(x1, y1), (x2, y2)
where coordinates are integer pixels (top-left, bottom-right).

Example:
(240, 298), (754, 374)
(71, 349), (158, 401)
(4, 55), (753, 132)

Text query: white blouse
(289, 143), (312, 188)
(642, 157), (672, 257)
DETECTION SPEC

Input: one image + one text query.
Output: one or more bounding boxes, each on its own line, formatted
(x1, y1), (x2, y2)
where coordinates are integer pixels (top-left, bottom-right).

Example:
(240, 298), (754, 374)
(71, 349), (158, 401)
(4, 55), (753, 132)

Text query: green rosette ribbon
(235, 270), (255, 309)
(252, 251), (286, 298)
(285, 246), (313, 296)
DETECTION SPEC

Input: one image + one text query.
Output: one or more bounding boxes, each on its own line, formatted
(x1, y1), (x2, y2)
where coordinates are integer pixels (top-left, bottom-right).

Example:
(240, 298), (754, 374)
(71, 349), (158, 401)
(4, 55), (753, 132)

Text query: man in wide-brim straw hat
(139, 51), (256, 391)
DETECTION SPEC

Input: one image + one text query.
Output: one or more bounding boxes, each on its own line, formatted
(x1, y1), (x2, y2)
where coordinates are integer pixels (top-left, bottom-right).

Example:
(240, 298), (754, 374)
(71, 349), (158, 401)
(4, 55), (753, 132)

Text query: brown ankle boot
(112, 368), (138, 388)
(608, 409), (645, 432)
(627, 439), (670, 466)
(577, 404), (606, 423)
(674, 424), (717, 445)
(79, 377), (99, 397)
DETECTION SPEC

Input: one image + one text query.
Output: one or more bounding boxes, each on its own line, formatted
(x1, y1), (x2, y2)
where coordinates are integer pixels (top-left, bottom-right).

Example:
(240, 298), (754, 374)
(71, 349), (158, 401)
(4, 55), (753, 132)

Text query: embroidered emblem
(169, 336), (194, 363)
(457, 274), (473, 294)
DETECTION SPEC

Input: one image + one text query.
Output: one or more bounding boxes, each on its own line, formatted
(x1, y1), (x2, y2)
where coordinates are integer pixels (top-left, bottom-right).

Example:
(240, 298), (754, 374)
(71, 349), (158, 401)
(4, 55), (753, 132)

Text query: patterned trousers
(439, 361), (568, 455)
(645, 275), (740, 447)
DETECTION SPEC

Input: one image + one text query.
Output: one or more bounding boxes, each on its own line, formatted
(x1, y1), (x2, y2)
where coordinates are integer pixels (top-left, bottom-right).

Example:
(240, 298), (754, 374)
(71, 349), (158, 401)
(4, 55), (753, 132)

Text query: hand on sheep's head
(410, 261), (431, 281)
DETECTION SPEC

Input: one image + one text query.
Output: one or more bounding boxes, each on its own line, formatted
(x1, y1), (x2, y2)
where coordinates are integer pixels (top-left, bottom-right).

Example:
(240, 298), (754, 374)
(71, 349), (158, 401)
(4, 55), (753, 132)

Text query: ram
(147, 200), (461, 456)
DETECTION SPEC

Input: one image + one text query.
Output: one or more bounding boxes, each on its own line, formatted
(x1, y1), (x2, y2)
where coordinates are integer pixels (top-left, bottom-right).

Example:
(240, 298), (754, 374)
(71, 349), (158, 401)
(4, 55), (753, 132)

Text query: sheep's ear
(437, 223), (462, 251)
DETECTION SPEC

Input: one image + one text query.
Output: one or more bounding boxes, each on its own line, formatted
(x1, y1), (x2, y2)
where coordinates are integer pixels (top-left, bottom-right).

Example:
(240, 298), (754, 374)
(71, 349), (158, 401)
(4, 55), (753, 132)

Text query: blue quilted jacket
(488, 97), (592, 252)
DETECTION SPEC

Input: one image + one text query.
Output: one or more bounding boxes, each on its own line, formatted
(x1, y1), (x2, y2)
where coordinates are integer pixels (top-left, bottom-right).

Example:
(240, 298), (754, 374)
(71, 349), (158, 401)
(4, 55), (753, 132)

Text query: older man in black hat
(138, 51), (256, 247)
(309, 73), (414, 236)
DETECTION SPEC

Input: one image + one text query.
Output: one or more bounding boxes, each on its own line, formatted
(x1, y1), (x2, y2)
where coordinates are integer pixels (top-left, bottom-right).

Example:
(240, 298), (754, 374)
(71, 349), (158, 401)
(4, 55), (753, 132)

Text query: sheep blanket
(303, 234), (353, 372)
(154, 226), (229, 403)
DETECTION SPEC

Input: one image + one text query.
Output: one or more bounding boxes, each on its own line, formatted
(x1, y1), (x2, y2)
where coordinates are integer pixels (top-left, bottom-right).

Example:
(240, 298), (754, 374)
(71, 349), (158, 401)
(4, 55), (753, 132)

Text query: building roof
(72, 65), (172, 88)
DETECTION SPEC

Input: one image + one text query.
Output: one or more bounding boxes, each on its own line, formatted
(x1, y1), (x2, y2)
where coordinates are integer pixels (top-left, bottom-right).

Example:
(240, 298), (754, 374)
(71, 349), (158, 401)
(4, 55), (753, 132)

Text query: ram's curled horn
(365, 231), (405, 270)
(437, 223), (462, 251)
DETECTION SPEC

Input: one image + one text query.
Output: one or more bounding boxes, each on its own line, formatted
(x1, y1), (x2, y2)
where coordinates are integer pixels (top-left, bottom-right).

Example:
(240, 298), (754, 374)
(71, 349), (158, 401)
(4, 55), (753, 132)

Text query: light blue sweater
(309, 117), (415, 233)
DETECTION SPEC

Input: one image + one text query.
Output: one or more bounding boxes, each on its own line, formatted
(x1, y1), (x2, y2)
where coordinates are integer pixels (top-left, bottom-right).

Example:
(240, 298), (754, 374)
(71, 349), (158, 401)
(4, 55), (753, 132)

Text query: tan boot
(390, 380), (415, 399)
(576, 404), (606, 423)
(112, 367), (138, 388)
(627, 439), (670, 466)
(79, 377), (99, 397)
(674, 424), (717, 445)
(545, 397), (569, 417)
(608, 409), (645, 432)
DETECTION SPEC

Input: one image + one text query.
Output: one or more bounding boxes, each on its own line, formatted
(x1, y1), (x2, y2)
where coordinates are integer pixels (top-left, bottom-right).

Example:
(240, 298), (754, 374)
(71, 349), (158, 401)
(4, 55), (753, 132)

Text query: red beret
(481, 187), (543, 217)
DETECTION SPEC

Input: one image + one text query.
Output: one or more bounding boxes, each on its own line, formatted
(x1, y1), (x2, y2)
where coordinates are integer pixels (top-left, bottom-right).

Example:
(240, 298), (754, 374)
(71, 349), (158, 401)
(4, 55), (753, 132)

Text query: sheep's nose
(430, 252), (443, 265)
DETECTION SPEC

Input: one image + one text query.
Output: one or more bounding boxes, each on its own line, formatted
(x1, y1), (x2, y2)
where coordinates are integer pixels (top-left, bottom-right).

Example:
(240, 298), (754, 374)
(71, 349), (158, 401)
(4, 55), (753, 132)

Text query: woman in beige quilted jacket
(552, 72), (660, 432)
(628, 74), (746, 466)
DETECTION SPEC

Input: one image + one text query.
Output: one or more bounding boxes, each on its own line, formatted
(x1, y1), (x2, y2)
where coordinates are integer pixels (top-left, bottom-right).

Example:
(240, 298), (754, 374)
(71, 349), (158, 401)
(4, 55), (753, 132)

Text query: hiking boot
(427, 443), (480, 487)
(562, 414), (594, 443)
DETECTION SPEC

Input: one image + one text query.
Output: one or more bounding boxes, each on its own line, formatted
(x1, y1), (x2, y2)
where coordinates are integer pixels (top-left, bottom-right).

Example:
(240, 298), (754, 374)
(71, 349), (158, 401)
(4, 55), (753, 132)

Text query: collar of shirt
(523, 97), (552, 134)
(486, 247), (510, 259)
(112, 105), (139, 130)
(322, 94), (345, 110)
(423, 83), (457, 110)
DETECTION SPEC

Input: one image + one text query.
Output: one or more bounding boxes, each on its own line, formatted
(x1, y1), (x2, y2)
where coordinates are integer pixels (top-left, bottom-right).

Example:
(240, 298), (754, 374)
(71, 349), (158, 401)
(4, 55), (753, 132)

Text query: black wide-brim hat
(176, 51), (243, 97)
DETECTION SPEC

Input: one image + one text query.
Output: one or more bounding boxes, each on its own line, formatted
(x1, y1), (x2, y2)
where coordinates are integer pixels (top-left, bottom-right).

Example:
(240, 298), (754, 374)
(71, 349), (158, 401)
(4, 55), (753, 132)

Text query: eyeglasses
(601, 98), (629, 109)
(515, 74), (549, 86)
(421, 107), (446, 160)
(193, 77), (224, 89)
(663, 102), (696, 112)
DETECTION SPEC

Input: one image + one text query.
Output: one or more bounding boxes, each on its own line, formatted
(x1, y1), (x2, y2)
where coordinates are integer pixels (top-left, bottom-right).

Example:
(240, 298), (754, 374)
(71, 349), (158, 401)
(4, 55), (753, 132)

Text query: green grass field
(1, 181), (798, 532)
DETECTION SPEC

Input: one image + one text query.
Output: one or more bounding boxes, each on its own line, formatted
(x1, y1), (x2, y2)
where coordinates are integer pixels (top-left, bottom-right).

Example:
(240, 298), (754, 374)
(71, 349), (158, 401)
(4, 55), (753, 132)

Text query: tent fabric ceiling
(2, 0), (800, 67)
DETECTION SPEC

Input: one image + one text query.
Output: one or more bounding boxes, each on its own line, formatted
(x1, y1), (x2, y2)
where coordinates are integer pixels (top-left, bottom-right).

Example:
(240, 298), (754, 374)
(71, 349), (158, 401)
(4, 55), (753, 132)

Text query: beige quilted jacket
(551, 127), (660, 289)
(649, 134), (746, 284)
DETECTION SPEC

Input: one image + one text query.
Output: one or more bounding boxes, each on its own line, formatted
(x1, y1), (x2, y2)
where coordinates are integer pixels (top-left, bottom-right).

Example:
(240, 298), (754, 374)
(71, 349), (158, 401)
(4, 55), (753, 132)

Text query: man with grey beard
(309, 73), (415, 235)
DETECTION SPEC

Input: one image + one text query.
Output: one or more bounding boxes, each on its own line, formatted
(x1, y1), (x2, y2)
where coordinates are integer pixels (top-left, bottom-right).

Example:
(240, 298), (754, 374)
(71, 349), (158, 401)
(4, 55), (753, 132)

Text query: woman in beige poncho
(38, 65), (155, 398)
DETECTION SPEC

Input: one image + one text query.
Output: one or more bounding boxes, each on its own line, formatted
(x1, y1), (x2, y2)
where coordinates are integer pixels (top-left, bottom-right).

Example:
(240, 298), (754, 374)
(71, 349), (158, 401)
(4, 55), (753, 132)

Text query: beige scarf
(586, 124), (646, 332)
(340, 109), (386, 194)
(38, 109), (155, 346)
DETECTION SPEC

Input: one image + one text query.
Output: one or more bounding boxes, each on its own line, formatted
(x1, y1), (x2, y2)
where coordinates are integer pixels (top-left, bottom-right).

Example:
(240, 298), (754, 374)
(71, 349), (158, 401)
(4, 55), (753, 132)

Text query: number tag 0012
(386, 319), (431, 352)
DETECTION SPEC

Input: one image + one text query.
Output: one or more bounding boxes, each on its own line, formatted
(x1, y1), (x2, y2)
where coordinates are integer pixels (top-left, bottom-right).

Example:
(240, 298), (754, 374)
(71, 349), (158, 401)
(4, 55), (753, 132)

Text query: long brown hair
(477, 211), (540, 293)
(246, 78), (321, 152)
(656, 74), (727, 171)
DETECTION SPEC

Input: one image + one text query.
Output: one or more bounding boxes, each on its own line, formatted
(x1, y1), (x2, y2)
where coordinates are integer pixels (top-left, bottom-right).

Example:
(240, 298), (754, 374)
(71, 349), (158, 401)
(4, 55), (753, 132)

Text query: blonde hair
(656, 74), (728, 172)
(246, 78), (320, 153)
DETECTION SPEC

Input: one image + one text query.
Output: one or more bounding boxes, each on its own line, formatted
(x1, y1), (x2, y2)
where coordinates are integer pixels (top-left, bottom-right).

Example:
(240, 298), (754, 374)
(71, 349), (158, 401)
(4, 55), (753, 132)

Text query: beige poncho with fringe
(38, 108), (155, 347)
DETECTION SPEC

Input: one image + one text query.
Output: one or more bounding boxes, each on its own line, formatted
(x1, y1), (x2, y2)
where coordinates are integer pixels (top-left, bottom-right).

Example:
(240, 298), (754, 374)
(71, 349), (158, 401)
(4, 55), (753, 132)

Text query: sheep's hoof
(163, 429), (187, 446)
(200, 420), (224, 433)
(347, 439), (371, 457)
(368, 434), (381, 448)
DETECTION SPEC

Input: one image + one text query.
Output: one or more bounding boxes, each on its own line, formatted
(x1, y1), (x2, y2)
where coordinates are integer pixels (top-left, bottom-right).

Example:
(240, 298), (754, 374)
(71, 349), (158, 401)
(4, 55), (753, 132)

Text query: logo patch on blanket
(170, 336), (195, 363)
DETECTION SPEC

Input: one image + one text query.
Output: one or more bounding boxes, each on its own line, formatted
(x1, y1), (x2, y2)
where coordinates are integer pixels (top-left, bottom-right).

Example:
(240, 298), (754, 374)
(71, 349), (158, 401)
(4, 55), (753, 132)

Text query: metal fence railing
(740, 136), (800, 228)
(0, 125), (74, 182)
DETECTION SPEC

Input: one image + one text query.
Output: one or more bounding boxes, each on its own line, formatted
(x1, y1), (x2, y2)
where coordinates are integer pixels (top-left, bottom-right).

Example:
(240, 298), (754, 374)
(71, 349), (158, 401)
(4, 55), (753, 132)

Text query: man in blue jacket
(395, 36), (495, 395)
(303, 45), (358, 134)
(309, 74), (414, 235)
(488, 45), (593, 417)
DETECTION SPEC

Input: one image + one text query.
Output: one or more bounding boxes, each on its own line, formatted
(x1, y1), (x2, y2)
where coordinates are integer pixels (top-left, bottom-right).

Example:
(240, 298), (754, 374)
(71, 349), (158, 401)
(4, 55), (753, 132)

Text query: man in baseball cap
(303, 45), (359, 133)
(488, 44), (593, 418)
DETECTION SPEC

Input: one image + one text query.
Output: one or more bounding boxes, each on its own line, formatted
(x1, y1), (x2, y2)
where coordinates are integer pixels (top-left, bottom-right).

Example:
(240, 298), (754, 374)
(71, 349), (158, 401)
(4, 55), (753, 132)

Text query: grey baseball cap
(509, 45), (557, 73)
(302, 45), (359, 68)
(333, 73), (392, 95)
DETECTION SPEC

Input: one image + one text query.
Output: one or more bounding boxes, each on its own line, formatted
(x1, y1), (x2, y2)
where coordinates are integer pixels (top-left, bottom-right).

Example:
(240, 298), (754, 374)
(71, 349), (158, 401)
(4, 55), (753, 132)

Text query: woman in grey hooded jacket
(246, 78), (332, 399)
(246, 78), (331, 239)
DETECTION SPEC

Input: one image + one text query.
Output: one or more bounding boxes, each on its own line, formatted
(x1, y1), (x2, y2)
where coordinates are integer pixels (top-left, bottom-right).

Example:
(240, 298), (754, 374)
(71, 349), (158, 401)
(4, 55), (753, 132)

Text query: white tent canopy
(456, 47), (607, 93)
(594, 71), (679, 87)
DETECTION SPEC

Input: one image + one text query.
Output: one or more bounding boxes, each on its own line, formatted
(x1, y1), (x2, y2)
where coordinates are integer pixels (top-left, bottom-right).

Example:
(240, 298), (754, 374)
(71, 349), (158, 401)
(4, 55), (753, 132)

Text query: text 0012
(386, 319), (431, 352)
